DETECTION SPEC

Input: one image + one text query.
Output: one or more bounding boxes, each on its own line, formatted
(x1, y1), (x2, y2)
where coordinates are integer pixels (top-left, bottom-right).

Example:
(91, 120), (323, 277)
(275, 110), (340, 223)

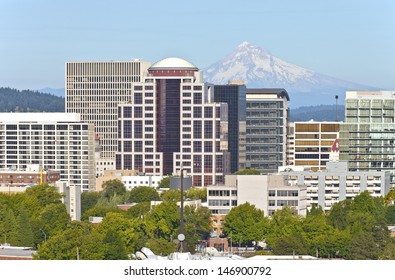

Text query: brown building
(0, 165), (60, 193)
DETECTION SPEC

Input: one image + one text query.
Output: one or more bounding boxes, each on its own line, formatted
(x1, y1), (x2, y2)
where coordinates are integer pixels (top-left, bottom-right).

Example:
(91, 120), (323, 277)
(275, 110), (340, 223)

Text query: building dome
(149, 57), (198, 71)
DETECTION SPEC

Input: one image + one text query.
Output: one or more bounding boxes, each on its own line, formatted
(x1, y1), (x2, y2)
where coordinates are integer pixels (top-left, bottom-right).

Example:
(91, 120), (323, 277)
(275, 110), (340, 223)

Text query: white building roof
(149, 57), (198, 71)
(0, 113), (81, 123)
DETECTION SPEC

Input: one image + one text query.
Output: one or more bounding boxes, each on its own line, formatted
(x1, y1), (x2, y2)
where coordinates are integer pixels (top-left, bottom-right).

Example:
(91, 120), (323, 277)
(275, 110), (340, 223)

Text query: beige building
(95, 169), (138, 191)
(292, 121), (340, 171)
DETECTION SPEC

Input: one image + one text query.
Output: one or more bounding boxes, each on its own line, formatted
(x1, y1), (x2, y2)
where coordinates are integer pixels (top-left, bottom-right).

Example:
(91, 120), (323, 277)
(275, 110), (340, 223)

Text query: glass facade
(214, 85), (246, 173)
(245, 89), (289, 174)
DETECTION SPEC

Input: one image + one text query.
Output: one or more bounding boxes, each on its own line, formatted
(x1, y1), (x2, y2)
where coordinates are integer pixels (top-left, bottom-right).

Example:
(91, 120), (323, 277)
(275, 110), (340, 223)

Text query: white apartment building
(207, 174), (307, 216)
(279, 161), (390, 211)
(0, 113), (96, 191)
(65, 60), (151, 160)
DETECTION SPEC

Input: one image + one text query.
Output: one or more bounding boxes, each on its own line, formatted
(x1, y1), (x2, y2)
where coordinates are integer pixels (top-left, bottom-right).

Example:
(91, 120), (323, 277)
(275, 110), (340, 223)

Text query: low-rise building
(278, 161), (390, 211)
(0, 164), (60, 194)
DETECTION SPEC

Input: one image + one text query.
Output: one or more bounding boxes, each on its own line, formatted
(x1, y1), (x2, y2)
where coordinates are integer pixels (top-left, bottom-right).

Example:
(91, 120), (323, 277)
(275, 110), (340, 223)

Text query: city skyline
(0, 0), (394, 91)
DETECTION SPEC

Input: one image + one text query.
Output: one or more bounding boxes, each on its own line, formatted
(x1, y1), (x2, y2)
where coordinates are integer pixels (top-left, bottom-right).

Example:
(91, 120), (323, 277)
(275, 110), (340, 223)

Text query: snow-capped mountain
(204, 42), (378, 107)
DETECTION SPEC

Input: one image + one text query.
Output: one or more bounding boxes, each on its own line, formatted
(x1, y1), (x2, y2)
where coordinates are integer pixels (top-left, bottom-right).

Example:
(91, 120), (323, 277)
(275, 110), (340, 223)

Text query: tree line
(0, 87), (64, 112)
(223, 191), (395, 259)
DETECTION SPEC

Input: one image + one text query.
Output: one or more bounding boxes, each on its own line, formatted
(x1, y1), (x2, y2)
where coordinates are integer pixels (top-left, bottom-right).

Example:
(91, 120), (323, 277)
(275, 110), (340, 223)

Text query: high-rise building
(116, 57), (230, 187)
(292, 121), (340, 171)
(246, 89), (289, 174)
(0, 113), (96, 191)
(214, 81), (246, 173)
(340, 91), (395, 188)
(65, 60), (151, 160)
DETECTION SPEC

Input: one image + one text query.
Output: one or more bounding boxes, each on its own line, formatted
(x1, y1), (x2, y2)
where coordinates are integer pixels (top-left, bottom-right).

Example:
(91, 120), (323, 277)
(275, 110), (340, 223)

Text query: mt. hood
(204, 42), (378, 107)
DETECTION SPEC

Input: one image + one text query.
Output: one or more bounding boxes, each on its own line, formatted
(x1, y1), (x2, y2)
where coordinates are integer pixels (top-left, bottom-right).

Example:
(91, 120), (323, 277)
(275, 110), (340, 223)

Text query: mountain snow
(204, 42), (378, 107)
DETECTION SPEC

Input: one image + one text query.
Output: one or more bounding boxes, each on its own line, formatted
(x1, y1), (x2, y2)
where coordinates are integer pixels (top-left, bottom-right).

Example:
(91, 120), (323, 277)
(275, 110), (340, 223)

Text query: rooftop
(149, 57), (198, 71)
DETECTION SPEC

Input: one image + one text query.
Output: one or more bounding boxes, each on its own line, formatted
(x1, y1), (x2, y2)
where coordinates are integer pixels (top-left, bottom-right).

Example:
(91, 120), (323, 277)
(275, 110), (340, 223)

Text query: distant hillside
(0, 87), (64, 112)
(290, 104), (345, 122)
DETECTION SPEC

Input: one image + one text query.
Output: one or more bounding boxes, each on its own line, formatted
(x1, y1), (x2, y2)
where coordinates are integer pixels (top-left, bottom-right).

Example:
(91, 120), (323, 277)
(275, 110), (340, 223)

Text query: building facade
(279, 161), (390, 211)
(65, 60), (151, 160)
(214, 82), (246, 173)
(0, 113), (96, 191)
(115, 57), (230, 187)
(340, 91), (395, 188)
(293, 121), (340, 171)
(246, 89), (289, 174)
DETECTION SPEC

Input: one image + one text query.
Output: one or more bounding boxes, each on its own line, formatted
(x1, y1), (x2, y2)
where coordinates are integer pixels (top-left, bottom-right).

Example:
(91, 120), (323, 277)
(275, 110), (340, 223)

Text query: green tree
(102, 229), (128, 260)
(184, 205), (212, 253)
(385, 205), (395, 224)
(16, 208), (34, 247)
(38, 203), (70, 237)
(126, 202), (151, 219)
(157, 177), (171, 189)
(81, 205), (124, 221)
(102, 179), (126, 198)
(34, 222), (105, 260)
(81, 191), (101, 215)
(232, 169), (260, 175)
(185, 187), (207, 202)
(0, 209), (18, 245)
(146, 201), (180, 241)
(223, 202), (268, 247)
(127, 186), (159, 203)
(265, 207), (305, 253)
(160, 189), (181, 202)
(25, 184), (63, 208)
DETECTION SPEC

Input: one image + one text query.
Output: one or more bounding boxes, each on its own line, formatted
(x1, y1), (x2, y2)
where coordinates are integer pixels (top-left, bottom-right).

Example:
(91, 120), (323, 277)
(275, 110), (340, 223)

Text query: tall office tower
(116, 57), (230, 187)
(0, 113), (95, 191)
(293, 121), (340, 171)
(245, 89), (289, 174)
(214, 81), (246, 173)
(65, 60), (151, 161)
(340, 91), (395, 188)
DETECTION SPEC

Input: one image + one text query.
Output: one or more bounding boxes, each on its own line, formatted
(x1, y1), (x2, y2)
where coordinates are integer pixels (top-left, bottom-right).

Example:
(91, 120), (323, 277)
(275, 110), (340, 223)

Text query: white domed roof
(149, 57), (198, 70)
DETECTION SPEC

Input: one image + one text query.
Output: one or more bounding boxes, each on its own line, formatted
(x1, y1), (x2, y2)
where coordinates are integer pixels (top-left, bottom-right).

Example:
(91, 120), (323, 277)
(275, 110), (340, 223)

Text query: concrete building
(246, 89), (289, 174)
(340, 91), (395, 188)
(0, 164), (60, 194)
(0, 113), (96, 191)
(293, 121), (340, 171)
(214, 81), (246, 173)
(207, 174), (307, 216)
(279, 161), (390, 211)
(95, 169), (138, 191)
(121, 174), (163, 190)
(65, 60), (151, 161)
(207, 174), (306, 235)
(115, 57), (230, 187)
(57, 181), (81, 221)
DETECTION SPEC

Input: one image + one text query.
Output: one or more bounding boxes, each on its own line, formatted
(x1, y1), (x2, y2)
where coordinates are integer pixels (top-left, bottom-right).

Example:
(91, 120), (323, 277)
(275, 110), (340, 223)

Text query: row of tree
(223, 191), (395, 259)
(34, 179), (211, 259)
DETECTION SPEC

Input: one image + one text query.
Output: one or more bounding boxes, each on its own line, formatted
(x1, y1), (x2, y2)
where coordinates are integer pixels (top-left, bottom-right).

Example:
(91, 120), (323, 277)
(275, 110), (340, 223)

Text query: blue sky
(0, 0), (394, 90)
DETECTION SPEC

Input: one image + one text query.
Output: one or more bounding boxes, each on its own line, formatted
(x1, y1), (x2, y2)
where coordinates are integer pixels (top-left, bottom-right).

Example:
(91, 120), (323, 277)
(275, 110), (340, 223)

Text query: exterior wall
(0, 113), (96, 192)
(121, 175), (163, 190)
(214, 84), (246, 173)
(57, 181), (81, 221)
(280, 161), (390, 211)
(65, 60), (152, 160)
(246, 89), (289, 174)
(116, 70), (230, 187)
(207, 174), (306, 216)
(293, 121), (340, 171)
(340, 91), (395, 189)
(95, 169), (138, 191)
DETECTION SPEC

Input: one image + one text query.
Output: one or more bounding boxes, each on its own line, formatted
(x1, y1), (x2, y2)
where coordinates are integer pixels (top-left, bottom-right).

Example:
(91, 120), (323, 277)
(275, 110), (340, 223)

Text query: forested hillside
(0, 87), (64, 112)
(290, 104), (345, 122)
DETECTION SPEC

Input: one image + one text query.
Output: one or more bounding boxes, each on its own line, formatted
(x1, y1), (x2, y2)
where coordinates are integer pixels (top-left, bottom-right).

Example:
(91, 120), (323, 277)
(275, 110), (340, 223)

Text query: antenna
(335, 95), (339, 122)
